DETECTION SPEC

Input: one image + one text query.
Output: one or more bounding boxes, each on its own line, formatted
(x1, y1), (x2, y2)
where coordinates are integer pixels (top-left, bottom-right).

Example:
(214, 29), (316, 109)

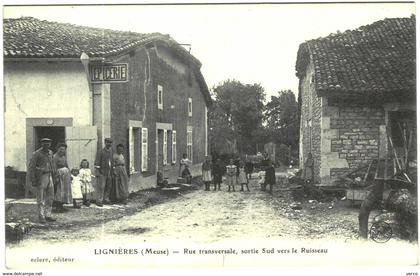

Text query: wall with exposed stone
(325, 98), (386, 183)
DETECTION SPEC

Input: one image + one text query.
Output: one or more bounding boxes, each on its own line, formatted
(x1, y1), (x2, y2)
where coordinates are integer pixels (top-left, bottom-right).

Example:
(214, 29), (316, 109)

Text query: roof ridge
(304, 15), (415, 44)
(295, 15), (415, 97)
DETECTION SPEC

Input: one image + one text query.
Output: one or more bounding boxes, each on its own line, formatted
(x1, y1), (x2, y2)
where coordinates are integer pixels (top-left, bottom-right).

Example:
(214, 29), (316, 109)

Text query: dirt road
(7, 173), (360, 246)
(7, 174), (419, 268)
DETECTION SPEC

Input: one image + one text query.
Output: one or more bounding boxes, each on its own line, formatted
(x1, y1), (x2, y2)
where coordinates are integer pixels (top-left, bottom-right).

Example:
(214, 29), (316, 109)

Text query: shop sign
(90, 63), (128, 83)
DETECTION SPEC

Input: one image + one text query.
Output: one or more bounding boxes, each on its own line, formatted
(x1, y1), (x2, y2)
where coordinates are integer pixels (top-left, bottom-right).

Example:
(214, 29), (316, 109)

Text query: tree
(209, 80), (266, 156)
(264, 90), (299, 148)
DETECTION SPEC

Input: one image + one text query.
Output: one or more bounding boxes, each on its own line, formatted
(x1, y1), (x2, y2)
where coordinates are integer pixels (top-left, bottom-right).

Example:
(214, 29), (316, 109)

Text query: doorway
(34, 126), (65, 153)
(388, 111), (416, 158)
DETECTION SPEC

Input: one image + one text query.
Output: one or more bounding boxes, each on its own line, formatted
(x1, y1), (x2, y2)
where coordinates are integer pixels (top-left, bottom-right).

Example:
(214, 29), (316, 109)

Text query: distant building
(295, 16), (416, 185)
(4, 17), (211, 196)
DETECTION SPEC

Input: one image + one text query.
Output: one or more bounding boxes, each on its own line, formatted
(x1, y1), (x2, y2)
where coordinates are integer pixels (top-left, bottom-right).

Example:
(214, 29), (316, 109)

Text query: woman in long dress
(202, 156), (212, 191)
(53, 143), (72, 211)
(112, 144), (129, 204)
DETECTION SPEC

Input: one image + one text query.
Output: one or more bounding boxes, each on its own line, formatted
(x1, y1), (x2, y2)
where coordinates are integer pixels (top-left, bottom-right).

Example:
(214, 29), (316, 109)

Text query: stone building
(4, 17), (211, 196)
(295, 16), (416, 185)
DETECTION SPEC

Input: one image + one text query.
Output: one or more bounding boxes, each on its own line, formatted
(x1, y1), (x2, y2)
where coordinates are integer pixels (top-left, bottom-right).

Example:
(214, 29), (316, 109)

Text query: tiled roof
(4, 16), (211, 105)
(3, 16), (199, 65)
(296, 16), (416, 97)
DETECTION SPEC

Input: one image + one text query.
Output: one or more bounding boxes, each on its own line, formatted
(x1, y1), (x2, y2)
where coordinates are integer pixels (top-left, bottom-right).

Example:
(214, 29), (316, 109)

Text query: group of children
(201, 156), (276, 193)
(69, 159), (95, 208)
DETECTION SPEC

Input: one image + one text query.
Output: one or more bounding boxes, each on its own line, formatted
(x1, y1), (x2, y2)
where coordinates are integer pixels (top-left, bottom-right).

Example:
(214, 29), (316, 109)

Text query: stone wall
(328, 100), (385, 180)
(299, 60), (322, 184)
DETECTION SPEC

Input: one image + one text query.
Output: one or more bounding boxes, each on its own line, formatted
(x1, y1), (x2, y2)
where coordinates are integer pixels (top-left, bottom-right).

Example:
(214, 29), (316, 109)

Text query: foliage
(209, 79), (266, 155)
(264, 90), (299, 148)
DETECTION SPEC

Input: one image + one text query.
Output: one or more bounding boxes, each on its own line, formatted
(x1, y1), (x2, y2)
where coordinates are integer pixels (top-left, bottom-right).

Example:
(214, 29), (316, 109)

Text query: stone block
(331, 140), (342, 145)
(357, 140), (369, 145)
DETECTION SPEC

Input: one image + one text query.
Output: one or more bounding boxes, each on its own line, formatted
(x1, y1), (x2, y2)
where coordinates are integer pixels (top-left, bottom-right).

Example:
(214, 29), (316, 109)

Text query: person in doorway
(238, 161), (250, 192)
(225, 159), (237, 192)
(264, 160), (276, 194)
(28, 138), (57, 223)
(79, 159), (94, 207)
(112, 144), (129, 205)
(303, 153), (314, 185)
(53, 143), (72, 212)
(94, 138), (114, 207)
(70, 168), (83, 208)
(212, 158), (223, 191)
(202, 156), (212, 191)
(179, 153), (190, 177)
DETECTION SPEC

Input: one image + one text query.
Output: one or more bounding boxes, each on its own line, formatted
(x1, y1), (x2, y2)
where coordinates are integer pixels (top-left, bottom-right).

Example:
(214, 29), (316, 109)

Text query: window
(141, 128), (148, 171)
(157, 85), (163, 110)
(128, 127), (141, 174)
(187, 127), (193, 162)
(163, 130), (168, 165)
(188, 97), (192, 117)
(172, 130), (177, 164)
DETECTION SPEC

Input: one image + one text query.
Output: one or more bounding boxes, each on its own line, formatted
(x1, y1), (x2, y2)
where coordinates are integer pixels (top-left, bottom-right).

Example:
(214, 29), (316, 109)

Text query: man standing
(28, 138), (57, 223)
(94, 138), (114, 207)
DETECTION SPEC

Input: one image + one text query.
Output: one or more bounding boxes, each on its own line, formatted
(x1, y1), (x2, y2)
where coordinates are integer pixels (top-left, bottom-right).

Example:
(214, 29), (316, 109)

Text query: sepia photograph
(1, 1), (418, 273)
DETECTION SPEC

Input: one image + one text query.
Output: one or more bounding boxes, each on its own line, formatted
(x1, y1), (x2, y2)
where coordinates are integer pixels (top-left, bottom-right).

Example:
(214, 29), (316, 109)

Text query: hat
(104, 138), (113, 142)
(40, 138), (52, 143)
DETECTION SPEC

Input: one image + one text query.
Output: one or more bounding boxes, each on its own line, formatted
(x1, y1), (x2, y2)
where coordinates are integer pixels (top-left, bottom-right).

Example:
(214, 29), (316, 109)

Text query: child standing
(258, 169), (266, 191)
(245, 160), (254, 180)
(70, 168), (83, 208)
(202, 156), (212, 191)
(212, 158), (223, 191)
(182, 164), (192, 184)
(225, 159), (237, 192)
(264, 161), (276, 194)
(179, 153), (190, 177)
(238, 161), (250, 192)
(79, 159), (94, 207)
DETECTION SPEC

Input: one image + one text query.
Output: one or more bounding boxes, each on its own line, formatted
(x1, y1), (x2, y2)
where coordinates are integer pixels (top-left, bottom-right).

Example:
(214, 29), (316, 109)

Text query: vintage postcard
(1, 1), (418, 274)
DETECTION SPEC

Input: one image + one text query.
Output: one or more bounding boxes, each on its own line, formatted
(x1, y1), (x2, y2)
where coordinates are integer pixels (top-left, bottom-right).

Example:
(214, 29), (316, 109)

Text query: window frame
(188, 97), (192, 117)
(157, 85), (163, 110)
(128, 127), (141, 174)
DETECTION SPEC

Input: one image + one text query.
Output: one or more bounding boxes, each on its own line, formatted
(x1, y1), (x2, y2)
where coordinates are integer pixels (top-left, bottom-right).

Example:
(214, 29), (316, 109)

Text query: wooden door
(65, 126), (97, 171)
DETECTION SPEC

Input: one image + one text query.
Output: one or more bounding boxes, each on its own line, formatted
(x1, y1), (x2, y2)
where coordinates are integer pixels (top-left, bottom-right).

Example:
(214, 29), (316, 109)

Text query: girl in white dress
(79, 159), (94, 207)
(70, 168), (83, 208)
(238, 161), (250, 192)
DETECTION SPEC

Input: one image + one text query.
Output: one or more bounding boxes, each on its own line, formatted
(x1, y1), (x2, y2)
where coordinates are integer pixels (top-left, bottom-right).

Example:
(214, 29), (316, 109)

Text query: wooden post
(358, 179), (384, 239)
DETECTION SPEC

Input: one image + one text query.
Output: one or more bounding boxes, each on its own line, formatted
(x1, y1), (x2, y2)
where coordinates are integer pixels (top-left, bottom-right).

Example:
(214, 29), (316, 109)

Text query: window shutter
(172, 130), (177, 164)
(141, 128), (148, 171)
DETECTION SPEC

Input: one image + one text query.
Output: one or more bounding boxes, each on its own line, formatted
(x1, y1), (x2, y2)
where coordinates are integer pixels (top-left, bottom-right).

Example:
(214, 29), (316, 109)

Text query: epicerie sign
(90, 63), (128, 83)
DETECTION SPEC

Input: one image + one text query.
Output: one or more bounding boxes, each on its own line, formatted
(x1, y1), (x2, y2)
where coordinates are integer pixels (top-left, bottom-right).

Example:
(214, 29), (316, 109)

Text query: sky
(3, 3), (415, 99)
